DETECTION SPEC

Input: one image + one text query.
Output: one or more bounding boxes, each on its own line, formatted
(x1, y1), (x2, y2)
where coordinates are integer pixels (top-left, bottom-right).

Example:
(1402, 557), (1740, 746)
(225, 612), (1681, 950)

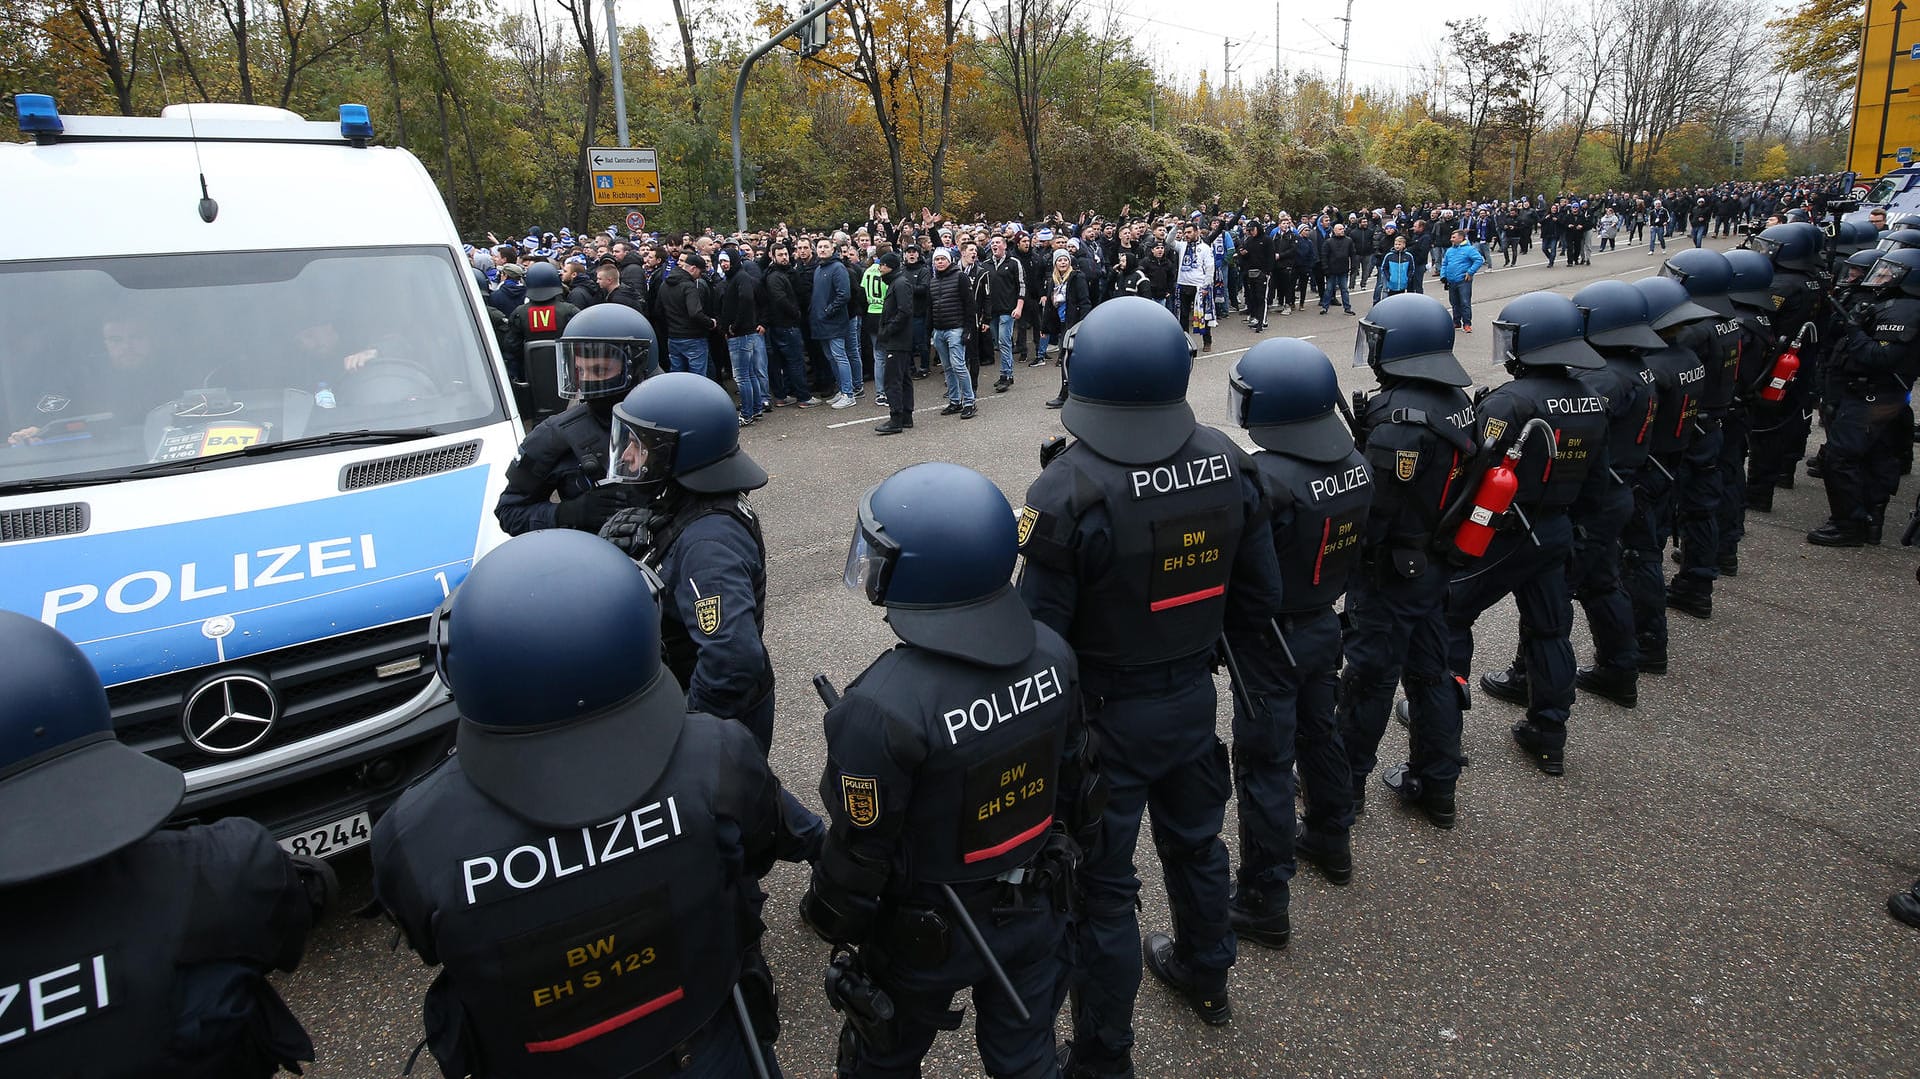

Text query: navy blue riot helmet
(610, 371), (767, 498)
(844, 463), (1034, 665)
(1862, 247), (1920, 297)
(1661, 248), (1736, 317)
(1491, 291), (1603, 372)
(1634, 275), (1718, 332)
(1228, 338), (1353, 461)
(524, 261), (564, 302)
(1571, 280), (1666, 350)
(1723, 249), (1775, 309)
(1352, 293), (1471, 385)
(433, 530), (687, 826)
(1877, 228), (1920, 253)
(1833, 219), (1878, 257)
(1747, 222), (1822, 272)
(0, 610), (184, 886)
(1061, 296), (1196, 465)
(557, 301), (657, 400)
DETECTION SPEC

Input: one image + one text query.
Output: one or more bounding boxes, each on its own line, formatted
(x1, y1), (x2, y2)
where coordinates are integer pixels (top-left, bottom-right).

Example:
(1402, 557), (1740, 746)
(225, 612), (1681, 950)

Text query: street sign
(588, 146), (661, 206)
(625, 211), (646, 233)
(1911, 41), (1919, 58)
(1900, 146), (1915, 164)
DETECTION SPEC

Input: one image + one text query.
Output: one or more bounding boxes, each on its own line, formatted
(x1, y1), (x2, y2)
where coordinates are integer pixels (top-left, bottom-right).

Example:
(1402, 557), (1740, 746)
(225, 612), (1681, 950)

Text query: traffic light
(1732, 139), (1746, 169)
(800, 6), (832, 57)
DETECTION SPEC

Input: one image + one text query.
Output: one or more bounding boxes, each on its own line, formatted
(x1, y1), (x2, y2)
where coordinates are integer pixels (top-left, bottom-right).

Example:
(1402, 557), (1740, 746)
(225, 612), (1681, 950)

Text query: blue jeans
(1649, 226), (1667, 252)
(824, 333), (855, 397)
(1445, 277), (1473, 327)
(767, 325), (808, 401)
(729, 333), (768, 419)
(1690, 224), (1707, 248)
(1320, 274), (1351, 312)
(1543, 237), (1559, 264)
(996, 313), (1015, 377)
(933, 327), (973, 405)
(873, 344), (888, 400)
(844, 315), (864, 392)
(667, 336), (708, 377)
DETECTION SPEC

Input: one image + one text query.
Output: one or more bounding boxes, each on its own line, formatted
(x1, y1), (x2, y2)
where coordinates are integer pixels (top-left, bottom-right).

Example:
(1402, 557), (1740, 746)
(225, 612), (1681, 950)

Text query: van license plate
(278, 812), (373, 859)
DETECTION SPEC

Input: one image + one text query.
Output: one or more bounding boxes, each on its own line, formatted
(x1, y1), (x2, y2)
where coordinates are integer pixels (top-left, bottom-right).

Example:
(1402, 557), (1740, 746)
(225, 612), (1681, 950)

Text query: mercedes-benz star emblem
(181, 675), (278, 755)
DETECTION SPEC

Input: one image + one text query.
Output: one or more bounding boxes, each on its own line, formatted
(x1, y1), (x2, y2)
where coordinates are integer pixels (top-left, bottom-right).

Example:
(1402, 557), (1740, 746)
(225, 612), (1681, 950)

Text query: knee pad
(1153, 835), (1215, 870)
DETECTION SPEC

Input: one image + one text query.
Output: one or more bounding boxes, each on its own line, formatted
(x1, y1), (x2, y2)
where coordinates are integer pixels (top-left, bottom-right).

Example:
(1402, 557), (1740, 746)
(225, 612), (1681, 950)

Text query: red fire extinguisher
(1452, 418), (1557, 559)
(1760, 324), (1810, 403)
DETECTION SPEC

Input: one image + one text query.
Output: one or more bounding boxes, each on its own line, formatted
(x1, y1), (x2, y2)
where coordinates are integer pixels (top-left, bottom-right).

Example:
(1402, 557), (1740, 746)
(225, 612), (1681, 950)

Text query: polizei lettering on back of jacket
(1544, 395), (1605, 414)
(1129, 453), (1232, 500)
(461, 797), (684, 906)
(943, 665), (1064, 745)
(1308, 464), (1372, 503)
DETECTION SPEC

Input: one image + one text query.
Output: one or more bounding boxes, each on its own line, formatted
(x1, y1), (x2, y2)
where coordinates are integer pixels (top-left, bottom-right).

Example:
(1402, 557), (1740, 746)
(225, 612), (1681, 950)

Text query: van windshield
(1, 246), (502, 490)
(1863, 174), (1913, 206)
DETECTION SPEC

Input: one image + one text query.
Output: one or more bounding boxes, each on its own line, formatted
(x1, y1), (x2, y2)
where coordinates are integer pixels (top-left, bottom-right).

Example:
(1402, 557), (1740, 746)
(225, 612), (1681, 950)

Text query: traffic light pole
(732, 0), (842, 233)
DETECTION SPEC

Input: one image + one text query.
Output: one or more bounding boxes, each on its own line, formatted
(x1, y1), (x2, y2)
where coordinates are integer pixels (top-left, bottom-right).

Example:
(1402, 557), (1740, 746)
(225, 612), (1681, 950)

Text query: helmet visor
(842, 489), (899, 605)
(556, 339), (636, 399)
(607, 413), (679, 485)
(1863, 259), (1910, 290)
(1744, 235), (1783, 259)
(1226, 368), (1254, 428)
(1352, 322), (1386, 369)
(1657, 261), (1690, 286)
(1493, 320), (1522, 365)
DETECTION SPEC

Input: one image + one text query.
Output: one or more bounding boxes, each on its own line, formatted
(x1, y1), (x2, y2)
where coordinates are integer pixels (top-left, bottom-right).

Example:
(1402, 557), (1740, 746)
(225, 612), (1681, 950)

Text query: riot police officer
(1336, 294), (1478, 830)
(493, 303), (658, 536)
(598, 371), (825, 852)
(371, 530), (791, 1079)
(1625, 277), (1713, 676)
(1226, 339), (1372, 908)
(1447, 292), (1610, 778)
(503, 262), (580, 383)
(0, 610), (327, 1078)
(1659, 248), (1742, 618)
(1807, 247), (1920, 545)
(806, 462), (1097, 1078)
(1017, 297), (1285, 1074)
(1744, 222), (1827, 510)
(1717, 249), (1781, 573)
(1481, 280), (1664, 711)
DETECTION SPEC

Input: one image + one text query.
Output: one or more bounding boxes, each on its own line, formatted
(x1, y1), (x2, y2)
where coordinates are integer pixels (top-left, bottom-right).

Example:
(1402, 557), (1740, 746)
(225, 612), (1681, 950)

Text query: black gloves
(555, 485), (623, 532)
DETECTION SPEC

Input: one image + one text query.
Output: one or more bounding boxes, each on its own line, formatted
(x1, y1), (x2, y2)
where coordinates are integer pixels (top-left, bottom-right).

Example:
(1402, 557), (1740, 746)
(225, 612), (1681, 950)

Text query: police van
(1847, 166), (1920, 227)
(0, 96), (521, 858)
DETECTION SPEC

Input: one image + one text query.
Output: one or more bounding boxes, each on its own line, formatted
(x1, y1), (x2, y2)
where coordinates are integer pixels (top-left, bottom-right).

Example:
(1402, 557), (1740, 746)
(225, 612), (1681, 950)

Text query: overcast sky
(616, 0), (1793, 98)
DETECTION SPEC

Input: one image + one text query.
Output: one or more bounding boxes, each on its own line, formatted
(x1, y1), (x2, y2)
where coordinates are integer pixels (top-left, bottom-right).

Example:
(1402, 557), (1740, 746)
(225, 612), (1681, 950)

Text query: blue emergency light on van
(338, 104), (373, 142)
(15, 94), (62, 136)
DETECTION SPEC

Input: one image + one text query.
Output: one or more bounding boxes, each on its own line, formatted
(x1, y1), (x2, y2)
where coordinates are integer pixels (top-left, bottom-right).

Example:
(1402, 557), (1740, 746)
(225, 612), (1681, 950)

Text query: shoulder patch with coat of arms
(1483, 417), (1509, 445)
(1016, 505), (1040, 547)
(841, 775), (880, 827)
(695, 594), (722, 635)
(1395, 450), (1420, 481)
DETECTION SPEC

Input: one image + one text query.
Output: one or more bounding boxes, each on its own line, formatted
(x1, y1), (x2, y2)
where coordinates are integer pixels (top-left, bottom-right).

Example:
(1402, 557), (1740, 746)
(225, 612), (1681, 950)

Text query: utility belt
(1078, 652), (1216, 699)
(1839, 373), (1914, 400)
(876, 838), (1076, 969)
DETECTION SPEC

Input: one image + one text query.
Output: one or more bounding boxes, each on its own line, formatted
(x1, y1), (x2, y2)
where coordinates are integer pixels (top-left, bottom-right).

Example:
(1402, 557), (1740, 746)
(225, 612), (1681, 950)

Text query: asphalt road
(277, 236), (1920, 1078)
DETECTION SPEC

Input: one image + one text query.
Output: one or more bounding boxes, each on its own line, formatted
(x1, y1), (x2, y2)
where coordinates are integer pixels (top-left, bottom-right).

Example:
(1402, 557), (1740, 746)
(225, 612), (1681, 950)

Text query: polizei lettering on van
(1129, 453), (1232, 500)
(942, 665), (1064, 745)
(40, 534), (378, 627)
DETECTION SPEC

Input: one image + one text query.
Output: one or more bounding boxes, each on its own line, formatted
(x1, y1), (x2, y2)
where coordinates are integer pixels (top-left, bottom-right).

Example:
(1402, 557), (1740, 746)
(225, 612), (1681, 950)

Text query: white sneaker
(830, 393), (854, 410)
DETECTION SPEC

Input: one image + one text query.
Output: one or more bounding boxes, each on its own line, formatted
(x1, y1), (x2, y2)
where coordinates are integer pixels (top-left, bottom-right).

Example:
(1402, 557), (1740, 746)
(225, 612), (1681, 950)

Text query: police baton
(1267, 618), (1300, 669)
(1217, 634), (1256, 719)
(937, 884), (1033, 1023)
(731, 985), (774, 1079)
(814, 673), (841, 709)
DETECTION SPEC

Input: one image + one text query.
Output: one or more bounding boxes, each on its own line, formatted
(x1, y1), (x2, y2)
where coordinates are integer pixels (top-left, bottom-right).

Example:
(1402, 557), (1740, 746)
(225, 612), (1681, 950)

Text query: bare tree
(669, 0), (701, 122)
(983, 0), (1084, 217)
(553, 0), (607, 230)
(51, 0), (148, 115)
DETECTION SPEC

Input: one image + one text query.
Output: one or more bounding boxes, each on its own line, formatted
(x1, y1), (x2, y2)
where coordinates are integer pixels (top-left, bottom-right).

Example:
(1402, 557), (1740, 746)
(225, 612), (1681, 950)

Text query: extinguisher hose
(1512, 417), (1558, 461)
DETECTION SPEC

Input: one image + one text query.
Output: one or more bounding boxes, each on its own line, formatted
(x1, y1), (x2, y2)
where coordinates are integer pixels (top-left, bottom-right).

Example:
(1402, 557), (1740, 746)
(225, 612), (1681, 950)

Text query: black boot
(1745, 486), (1774, 513)
(1891, 882), (1920, 931)
(1295, 823), (1353, 885)
(1058, 1045), (1135, 1079)
(1381, 764), (1455, 829)
(1665, 581), (1712, 620)
(1806, 519), (1868, 547)
(1228, 885), (1291, 949)
(1143, 932), (1231, 1024)
(1479, 668), (1529, 705)
(1574, 664), (1638, 708)
(1510, 721), (1565, 776)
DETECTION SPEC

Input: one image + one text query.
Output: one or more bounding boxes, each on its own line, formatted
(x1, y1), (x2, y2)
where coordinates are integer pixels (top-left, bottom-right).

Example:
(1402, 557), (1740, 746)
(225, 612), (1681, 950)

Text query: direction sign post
(588, 146), (661, 207)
